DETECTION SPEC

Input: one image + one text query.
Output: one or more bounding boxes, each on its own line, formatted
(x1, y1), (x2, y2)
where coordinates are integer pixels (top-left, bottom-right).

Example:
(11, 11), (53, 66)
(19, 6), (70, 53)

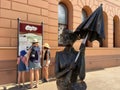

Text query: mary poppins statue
(55, 29), (87, 90)
(55, 4), (104, 90)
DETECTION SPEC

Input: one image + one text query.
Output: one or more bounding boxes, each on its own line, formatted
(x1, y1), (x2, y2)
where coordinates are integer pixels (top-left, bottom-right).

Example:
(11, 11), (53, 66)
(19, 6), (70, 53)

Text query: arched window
(102, 12), (108, 47)
(113, 16), (120, 47)
(82, 9), (88, 22)
(58, 3), (68, 46)
(113, 19), (116, 47)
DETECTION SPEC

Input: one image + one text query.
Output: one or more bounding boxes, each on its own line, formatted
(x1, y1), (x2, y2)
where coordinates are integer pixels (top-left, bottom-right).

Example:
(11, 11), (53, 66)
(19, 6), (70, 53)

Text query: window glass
(58, 3), (68, 46)
(82, 9), (88, 22)
(58, 4), (67, 24)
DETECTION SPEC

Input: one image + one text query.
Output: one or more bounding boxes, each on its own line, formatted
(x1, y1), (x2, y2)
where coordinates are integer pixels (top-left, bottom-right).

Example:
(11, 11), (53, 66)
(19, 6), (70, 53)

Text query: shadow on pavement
(8, 84), (29, 90)
(86, 68), (105, 72)
(3, 79), (56, 90)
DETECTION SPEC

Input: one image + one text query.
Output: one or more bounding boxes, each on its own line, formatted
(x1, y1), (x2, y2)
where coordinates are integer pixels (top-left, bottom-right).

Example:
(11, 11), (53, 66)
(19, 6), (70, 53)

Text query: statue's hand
(64, 71), (72, 85)
(69, 62), (76, 70)
(79, 43), (85, 52)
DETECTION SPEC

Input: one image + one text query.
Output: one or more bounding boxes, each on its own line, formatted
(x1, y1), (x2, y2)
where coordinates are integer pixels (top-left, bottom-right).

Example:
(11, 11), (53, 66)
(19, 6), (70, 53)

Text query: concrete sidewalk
(0, 66), (120, 90)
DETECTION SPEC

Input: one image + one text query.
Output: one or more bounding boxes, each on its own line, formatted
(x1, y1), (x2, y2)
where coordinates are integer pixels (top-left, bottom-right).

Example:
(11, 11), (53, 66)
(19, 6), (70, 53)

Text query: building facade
(0, 0), (120, 84)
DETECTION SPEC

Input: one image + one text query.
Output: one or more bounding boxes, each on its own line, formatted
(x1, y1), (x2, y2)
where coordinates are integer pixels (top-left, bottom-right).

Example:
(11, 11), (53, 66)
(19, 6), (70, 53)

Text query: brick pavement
(0, 66), (120, 90)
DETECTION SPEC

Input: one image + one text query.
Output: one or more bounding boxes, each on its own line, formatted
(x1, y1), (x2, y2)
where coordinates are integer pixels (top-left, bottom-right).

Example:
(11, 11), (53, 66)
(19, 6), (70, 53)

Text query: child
(17, 50), (28, 88)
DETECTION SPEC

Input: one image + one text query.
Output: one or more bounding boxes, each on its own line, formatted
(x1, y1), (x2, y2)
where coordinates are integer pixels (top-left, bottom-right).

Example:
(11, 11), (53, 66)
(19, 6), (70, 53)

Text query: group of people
(17, 39), (51, 89)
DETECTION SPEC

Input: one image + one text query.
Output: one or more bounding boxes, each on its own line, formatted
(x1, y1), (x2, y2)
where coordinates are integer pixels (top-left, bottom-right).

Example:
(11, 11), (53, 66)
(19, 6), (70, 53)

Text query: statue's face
(61, 29), (79, 46)
(61, 33), (73, 46)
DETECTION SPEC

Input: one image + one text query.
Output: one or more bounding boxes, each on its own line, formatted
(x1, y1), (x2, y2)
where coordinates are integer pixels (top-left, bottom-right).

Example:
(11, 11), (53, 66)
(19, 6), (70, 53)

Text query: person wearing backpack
(27, 39), (42, 89)
(17, 50), (27, 88)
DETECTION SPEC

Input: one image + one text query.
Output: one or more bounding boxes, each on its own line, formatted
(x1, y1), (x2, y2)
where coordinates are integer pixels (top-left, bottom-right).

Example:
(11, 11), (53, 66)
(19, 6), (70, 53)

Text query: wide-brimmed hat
(32, 39), (39, 43)
(43, 43), (50, 48)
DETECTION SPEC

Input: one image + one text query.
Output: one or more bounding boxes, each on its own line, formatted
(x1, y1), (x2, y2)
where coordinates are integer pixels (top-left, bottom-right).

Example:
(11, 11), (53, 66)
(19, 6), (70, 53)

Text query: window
(58, 3), (68, 46)
(82, 9), (88, 22)
(113, 16), (120, 47)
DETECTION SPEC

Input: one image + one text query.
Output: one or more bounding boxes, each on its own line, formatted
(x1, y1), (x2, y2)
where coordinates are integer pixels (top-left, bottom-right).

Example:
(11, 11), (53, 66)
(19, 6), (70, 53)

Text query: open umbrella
(74, 4), (105, 42)
(73, 4), (105, 81)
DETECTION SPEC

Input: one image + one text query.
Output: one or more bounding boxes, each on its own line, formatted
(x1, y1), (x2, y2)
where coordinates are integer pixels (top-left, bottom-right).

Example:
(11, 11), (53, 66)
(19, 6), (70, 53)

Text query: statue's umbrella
(55, 4), (105, 84)
(73, 4), (105, 81)
(74, 4), (105, 42)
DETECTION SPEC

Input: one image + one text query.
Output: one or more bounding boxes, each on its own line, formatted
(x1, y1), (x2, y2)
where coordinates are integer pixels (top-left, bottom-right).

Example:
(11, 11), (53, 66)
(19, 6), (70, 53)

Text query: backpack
(29, 46), (38, 62)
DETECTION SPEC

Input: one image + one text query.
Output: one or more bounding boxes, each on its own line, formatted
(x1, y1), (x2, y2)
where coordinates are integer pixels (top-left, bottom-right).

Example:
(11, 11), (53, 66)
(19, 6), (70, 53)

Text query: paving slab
(0, 66), (120, 90)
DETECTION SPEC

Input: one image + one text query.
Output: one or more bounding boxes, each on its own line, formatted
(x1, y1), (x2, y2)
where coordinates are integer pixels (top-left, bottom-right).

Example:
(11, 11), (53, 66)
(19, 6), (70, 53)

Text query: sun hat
(32, 39), (39, 43)
(43, 43), (50, 48)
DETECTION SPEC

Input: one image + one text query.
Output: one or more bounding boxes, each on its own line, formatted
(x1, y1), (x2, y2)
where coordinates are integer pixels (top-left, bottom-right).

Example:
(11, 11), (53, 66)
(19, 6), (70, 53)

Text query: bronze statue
(55, 4), (105, 90)
(55, 29), (87, 90)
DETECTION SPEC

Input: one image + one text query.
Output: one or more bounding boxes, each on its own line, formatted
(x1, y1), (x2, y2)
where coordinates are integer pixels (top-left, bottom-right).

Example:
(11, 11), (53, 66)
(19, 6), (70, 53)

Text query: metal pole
(74, 33), (89, 63)
(16, 18), (20, 83)
(17, 18), (20, 57)
(41, 22), (44, 79)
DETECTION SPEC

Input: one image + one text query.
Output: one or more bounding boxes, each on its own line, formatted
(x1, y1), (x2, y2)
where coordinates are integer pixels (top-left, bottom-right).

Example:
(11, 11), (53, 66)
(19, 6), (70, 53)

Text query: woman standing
(27, 39), (42, 89)
(43, 43), (51, 82)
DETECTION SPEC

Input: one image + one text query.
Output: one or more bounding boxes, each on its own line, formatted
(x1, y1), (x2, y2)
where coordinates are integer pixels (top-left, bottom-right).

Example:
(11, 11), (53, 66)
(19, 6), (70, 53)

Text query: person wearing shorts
(43, 43), (51, 82)
(27, 39), (42, 89)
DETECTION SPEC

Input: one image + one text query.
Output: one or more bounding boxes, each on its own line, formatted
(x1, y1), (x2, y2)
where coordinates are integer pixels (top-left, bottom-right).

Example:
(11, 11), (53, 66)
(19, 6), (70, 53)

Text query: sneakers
(34, 85), (38, 88)
(27, 84), (38, 89)
(17, 85), (26, 89)
(27, 85), (33, 89)
(42, 78), (49, 83)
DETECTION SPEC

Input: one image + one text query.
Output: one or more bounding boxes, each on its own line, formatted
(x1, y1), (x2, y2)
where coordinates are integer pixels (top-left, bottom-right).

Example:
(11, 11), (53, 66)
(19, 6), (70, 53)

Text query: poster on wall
(18, 19), (43, 56)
